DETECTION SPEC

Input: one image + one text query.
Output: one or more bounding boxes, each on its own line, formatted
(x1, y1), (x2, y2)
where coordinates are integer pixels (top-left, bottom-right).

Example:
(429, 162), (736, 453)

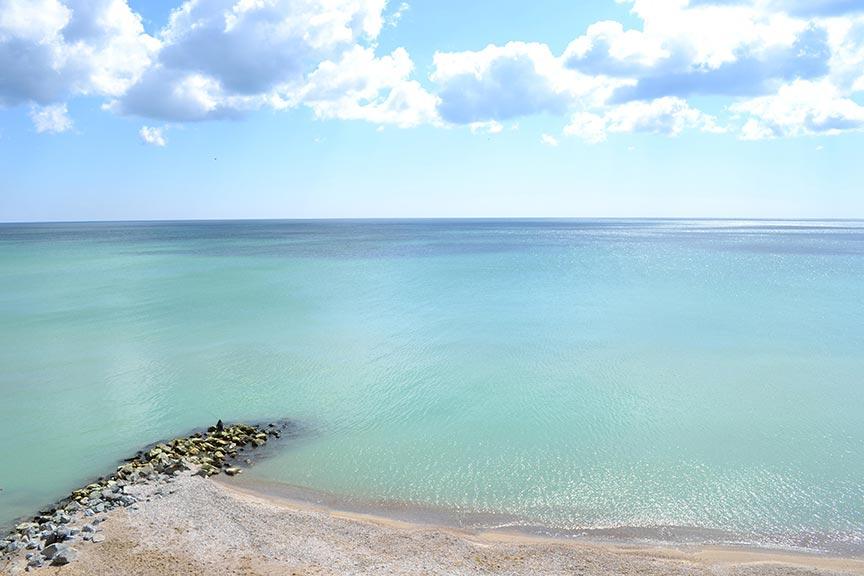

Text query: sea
(0, 219), (862, 554)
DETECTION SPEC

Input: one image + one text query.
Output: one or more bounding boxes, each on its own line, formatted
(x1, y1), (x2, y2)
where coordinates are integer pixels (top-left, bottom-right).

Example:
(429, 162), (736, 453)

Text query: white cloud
(469, 120), (504, 135)
(300, 46), (439, 127)
(0, 0), (158, 106)
(565, 97), (723, 142)
(386, 2), (410, 27)
(29, 103), (73, 133)
(110, 0), (397, 122)
(138, 125), (166, 146)
(2, 0), (864, 142)
(540, 133), (559, 147)
(732, 78), (864, 139)
(430, 42), (613, 124)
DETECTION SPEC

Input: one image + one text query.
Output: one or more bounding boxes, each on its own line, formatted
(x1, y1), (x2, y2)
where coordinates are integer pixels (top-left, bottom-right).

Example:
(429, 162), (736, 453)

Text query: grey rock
(54, 512), (71, 524)
(51, 547), (78, 566)
(41, 543), (67, 560)
(94, 502), (105, 513)
(65, 500), (82, 512)
(4, 539), (20, 553)
(84, 508), (95, 517)
(91, 533), (105, 543)
(27, 556), (43, 568)
(81, 524), (95, 533)
(45, 526), (71, 545)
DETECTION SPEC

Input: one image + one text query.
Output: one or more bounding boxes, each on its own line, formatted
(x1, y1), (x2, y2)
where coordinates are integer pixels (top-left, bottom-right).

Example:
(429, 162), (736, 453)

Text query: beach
(4, 470), (864, 576)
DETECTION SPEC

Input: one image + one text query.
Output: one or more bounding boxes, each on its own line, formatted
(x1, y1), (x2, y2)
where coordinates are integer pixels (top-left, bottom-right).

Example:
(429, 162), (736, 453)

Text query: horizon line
(3, 216), (864, 225)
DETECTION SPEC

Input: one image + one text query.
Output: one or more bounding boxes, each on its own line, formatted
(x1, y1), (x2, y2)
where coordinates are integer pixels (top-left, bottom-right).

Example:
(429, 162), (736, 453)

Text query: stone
(91, 533), (105, 543)
(51, 546), (78, 566)
(44, 526), (71, 545)
(81, 524), (95, 533)
(27, 556), (43, 568)
(41, 543), (67, 560)
(224, 467), (242, 476)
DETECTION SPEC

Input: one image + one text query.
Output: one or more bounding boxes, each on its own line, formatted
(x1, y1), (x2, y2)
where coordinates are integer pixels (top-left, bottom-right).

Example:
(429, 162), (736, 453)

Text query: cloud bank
(2, 0), (863, 142)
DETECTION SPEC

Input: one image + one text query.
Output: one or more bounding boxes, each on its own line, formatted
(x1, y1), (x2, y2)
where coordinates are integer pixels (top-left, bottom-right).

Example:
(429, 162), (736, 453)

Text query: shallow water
(1, 219), (862, 553)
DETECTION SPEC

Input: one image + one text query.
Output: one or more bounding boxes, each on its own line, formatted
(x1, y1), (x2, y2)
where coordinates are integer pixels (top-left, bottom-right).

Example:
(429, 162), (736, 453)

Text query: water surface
(1, 219), (862, 553)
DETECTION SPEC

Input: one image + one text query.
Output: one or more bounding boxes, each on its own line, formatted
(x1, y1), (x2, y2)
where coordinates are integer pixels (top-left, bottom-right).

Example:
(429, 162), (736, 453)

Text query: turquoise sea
(0, 219), (862, 554)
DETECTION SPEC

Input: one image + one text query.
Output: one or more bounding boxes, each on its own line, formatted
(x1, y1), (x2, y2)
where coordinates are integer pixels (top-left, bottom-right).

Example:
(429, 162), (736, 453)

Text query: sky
(1, 0), (864, 221)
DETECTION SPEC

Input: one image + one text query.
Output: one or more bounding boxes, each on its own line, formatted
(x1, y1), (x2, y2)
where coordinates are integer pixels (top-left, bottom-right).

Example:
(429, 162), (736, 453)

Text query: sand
(4, 472), (863, 576)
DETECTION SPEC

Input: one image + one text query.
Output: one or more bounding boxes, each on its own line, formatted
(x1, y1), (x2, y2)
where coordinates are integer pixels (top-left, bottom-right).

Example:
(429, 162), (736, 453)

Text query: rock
(65, 500), (82, 512)
(4, 539), (20, 553)
(84, 508), (95, 517)
(41, 543), (67, 560)
(27, 556), (43, 568)
(44, 526), (71, 545)
(216, 419), (224, 432)
(51, 546), (78, 566)
(81, 524), (95, 533)
(224, 467), (242, 476)
(91, 533), (105, 543)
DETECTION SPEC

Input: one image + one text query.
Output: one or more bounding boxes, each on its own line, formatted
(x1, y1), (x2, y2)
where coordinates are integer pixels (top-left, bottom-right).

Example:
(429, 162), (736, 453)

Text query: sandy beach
(5, 471), (863, 576)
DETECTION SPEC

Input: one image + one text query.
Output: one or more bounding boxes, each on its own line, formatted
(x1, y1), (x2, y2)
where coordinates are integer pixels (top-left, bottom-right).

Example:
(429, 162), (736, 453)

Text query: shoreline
(3, 422), (863, 575)
(4, 470), (861, 575)
(226, 474), (864, 559)
(220, 477), (864, 574)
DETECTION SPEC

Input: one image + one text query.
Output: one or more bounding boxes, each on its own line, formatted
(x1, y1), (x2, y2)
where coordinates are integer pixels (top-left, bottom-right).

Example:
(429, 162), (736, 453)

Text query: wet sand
(6, 472), (862, 576)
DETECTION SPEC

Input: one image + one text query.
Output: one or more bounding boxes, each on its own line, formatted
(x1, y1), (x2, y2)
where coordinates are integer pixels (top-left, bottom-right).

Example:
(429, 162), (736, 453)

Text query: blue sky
(1, 0), (864, 221)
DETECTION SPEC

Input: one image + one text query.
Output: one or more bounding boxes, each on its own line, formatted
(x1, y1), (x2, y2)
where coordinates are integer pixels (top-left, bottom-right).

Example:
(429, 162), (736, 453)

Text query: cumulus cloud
(29, 103), (73, 133)
(564, 97), (723, 142)
(301, 46), (439, 127)
(138, 125), (166, 146)
(564, 1), (832, 102)
(732, 79), (864, 139)
(103, 0), (442, 127)
(425, 0), (864, 139)
(2, 0), (864, 142)
(0, 0), (158, 106)
(430, 42), (610, 124)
